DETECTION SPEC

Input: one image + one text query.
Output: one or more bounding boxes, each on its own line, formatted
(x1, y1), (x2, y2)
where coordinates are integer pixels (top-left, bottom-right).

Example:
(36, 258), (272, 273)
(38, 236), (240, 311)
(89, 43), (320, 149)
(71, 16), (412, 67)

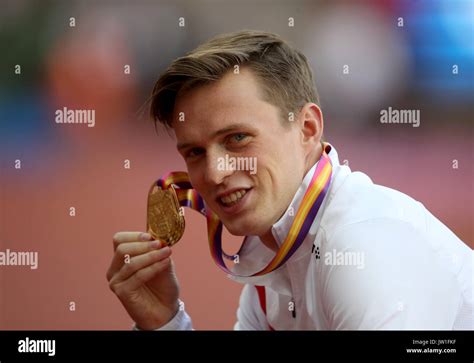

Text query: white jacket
(152, 144), (473, 330)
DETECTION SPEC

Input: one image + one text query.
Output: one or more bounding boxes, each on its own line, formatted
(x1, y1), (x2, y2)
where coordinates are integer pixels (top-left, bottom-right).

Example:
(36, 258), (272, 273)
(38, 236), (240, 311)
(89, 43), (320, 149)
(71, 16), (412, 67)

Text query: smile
(216, 187), (253, 214)
(220, 189), (248, 206)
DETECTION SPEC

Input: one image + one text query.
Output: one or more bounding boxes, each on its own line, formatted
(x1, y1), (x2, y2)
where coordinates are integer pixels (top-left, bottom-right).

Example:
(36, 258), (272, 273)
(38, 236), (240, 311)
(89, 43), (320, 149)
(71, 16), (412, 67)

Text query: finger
(107, 240), (163, 281)
(113, 247), (172, 284)
(112, 231), (153, 250)
(120, 257), (172, 292)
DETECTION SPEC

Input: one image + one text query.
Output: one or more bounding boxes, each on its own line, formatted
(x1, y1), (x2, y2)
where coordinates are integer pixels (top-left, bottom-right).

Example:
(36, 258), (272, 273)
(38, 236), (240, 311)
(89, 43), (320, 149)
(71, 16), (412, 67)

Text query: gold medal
(146, 182), (185, 246)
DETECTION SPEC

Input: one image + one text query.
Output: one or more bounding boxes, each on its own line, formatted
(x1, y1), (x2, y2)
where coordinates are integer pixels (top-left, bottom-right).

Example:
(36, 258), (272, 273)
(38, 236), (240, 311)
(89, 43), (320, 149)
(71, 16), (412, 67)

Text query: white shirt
(149, 144), (473, 330)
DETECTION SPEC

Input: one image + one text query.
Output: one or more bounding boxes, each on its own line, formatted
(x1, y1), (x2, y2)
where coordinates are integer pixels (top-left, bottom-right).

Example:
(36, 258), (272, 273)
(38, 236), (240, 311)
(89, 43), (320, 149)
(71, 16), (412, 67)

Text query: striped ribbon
(156, 144), (333, 277)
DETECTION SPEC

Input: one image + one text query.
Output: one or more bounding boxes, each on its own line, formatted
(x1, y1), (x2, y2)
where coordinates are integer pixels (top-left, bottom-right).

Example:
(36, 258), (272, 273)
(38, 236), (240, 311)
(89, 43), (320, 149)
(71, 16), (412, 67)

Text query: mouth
(216, 187), (253, 214)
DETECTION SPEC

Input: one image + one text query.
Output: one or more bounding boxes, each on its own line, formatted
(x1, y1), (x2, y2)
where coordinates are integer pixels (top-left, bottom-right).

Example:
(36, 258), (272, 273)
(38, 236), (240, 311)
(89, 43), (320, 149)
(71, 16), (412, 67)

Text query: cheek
(188, 169), (215, 205)
(187, 166), (205, 193)
(257, 155), (297, 200)
(264, 133), (296, 162)
(254, 158), (281, 198)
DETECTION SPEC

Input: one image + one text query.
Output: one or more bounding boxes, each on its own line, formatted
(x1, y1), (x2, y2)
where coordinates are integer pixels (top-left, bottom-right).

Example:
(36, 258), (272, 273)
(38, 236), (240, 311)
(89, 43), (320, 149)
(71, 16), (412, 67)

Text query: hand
(106, 232), (180, 330)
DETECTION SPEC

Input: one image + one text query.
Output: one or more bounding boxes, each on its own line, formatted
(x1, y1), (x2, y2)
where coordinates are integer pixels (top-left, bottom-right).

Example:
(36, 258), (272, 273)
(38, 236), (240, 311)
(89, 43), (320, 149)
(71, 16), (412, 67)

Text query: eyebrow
(176, 123), (256, 151)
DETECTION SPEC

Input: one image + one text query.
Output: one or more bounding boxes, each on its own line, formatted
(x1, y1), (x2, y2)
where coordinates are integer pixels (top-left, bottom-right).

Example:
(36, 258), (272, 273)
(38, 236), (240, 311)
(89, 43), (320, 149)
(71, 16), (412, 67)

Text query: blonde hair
(150, 30), (320, 127)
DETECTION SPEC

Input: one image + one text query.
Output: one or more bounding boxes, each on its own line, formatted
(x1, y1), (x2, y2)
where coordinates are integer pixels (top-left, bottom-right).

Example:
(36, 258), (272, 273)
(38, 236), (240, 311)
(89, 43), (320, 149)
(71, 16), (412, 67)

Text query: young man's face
(172, 68), (310, 237)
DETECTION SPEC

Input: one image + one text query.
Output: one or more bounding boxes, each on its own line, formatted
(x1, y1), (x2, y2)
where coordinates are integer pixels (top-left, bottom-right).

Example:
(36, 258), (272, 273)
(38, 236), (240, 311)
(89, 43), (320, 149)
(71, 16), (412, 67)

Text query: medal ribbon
(156, 144), (333, 277)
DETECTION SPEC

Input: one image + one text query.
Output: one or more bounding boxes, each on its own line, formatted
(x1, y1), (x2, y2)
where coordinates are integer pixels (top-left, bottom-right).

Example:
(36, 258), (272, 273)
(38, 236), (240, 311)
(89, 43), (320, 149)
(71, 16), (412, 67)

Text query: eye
(186, 147), (205, 159)
(230, 133), (248, 143)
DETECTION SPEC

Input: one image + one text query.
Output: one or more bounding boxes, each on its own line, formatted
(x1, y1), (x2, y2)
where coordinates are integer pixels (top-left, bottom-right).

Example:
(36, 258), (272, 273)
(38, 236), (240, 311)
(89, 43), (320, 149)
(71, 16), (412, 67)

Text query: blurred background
(0, 0), (472, 329)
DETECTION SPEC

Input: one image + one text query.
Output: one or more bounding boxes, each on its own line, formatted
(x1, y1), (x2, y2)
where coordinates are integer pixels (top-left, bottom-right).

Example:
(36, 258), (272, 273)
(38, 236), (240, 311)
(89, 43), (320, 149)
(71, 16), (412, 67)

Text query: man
(106, 30), (473, 330)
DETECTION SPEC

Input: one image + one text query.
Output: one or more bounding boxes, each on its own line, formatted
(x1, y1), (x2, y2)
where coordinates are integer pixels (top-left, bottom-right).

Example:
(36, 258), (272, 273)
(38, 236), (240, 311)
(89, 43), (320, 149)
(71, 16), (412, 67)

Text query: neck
(260, 229), (279, 252)
(258, 143), (324, 254)
(304, 142), (323, 176)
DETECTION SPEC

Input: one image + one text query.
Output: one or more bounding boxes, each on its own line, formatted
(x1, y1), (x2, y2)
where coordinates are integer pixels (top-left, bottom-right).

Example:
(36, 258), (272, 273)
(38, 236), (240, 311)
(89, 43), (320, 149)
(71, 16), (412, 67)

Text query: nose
(204, 148), (234, 185)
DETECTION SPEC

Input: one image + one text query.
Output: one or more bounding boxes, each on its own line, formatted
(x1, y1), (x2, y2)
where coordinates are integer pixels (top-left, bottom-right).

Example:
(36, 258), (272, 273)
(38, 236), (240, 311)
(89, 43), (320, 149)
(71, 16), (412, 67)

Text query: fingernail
(140, 232), (152, 241)
(149, 240), (161, 249)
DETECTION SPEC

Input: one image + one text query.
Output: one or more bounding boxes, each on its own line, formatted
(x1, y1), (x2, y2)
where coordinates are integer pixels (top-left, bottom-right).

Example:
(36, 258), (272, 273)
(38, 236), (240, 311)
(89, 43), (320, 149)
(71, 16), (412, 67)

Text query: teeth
(220, 189), (247, 206)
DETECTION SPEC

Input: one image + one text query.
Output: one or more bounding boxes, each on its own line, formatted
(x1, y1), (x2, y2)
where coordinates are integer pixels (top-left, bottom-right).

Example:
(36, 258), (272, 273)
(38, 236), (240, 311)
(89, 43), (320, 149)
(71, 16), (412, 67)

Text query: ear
(298, 103), (324, 148)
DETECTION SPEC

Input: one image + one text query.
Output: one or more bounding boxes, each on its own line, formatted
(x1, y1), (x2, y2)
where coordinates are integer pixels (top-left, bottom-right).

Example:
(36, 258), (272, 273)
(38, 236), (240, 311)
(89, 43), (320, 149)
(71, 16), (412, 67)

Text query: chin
(221, 220), (249, 236)
(222, 216), (267, 237)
